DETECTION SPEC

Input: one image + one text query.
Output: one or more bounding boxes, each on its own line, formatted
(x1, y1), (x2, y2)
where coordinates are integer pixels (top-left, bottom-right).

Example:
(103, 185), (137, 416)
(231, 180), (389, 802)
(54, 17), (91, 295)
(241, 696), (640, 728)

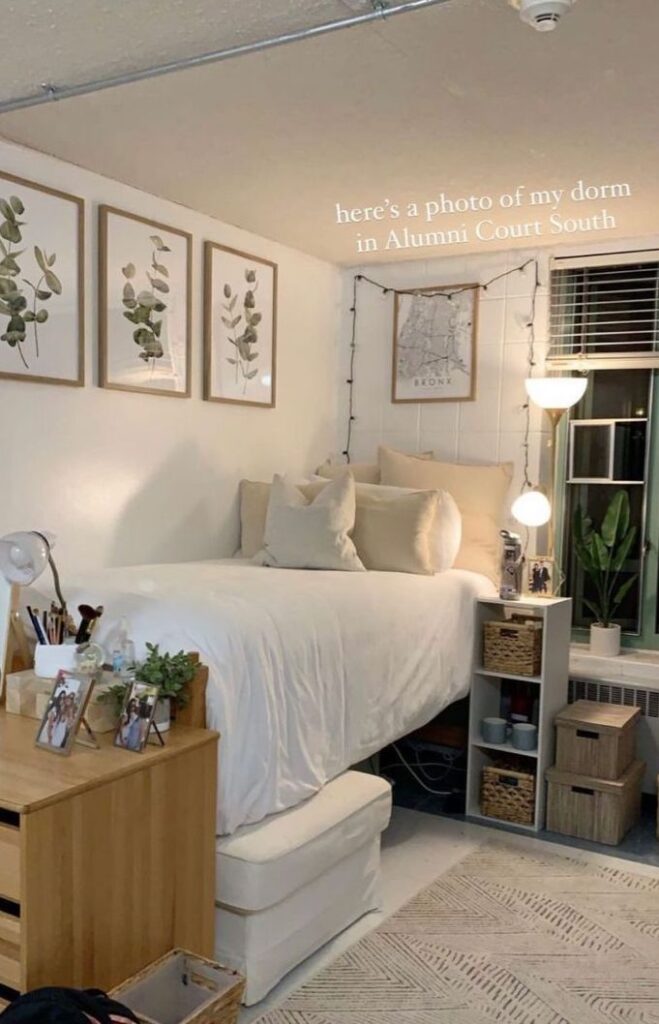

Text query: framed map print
(204, 241), (277, 407)
(99, 205), (191, 397)
(0, 171), (84, 387)
(392, 284), (478, 403)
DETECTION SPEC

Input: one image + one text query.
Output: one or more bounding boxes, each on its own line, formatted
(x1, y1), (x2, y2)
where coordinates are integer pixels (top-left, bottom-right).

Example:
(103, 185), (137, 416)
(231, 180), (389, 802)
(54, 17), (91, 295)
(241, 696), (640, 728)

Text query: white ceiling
(1, 0), (658, 265)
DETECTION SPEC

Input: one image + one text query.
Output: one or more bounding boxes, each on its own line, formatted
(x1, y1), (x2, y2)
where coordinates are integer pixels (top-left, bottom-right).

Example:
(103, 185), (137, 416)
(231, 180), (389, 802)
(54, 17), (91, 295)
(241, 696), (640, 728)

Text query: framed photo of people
(35, 671), (94, 756)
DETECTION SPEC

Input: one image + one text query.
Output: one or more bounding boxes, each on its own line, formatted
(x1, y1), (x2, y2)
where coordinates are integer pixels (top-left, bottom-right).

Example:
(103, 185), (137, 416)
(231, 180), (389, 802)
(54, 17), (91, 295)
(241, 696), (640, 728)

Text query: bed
(55, 559), (495, 835)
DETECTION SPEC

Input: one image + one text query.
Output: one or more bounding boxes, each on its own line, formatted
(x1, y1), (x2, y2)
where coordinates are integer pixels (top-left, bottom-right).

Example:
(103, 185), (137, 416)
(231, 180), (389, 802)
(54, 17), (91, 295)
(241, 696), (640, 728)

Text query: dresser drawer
(0, 908), (20, 990)
(0, 826), (20, 902)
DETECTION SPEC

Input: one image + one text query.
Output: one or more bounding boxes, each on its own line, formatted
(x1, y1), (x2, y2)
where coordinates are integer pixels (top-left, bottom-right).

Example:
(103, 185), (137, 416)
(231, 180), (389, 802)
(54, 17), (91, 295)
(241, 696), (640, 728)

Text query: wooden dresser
(0, 711), (218, 1005)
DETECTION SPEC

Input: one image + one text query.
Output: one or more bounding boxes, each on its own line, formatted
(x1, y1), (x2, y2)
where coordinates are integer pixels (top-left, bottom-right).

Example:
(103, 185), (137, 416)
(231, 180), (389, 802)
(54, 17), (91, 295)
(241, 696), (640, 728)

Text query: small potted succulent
(573, 490), (637, 657)
(100, 644), (196, 730)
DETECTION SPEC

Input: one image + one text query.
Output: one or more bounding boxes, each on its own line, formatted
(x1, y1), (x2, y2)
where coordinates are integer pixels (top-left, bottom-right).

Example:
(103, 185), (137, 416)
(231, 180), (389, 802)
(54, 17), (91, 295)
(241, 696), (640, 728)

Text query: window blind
(548, 251), (659, 370)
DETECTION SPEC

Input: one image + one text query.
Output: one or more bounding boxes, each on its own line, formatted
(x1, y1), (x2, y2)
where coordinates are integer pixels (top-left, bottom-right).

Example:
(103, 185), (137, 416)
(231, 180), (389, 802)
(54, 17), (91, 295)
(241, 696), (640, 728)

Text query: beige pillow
(316, 450), (434, 486)
(352, 489), (438, 574)
(238, 480), (271, 558)
(258, 473), (365, 571)
(378, 446), (512, 584)
(316, 460), (381, 484)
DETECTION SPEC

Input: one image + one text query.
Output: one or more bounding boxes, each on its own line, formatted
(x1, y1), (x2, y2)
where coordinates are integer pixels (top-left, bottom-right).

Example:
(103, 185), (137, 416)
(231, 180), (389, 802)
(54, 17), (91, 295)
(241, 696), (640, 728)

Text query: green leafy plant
(121, 234), (170, 365)
(135, 643), (195, 704)
(0, 194), (61, 368)
(573, 489), (638, 628)
(222, 267), (262, 393)
(99, 644), (196, 717)
(99, 680), (132, 717)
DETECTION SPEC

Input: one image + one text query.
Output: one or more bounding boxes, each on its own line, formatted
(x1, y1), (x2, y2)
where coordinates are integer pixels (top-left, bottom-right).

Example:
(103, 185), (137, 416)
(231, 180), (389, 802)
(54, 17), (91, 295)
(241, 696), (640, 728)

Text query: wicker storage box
(111, 949), (245, 1024)
(481, 762), (536, 825)
(555, 700), (640, 780)
(546, 760), (643, 845)
(482, 620), (542, 677)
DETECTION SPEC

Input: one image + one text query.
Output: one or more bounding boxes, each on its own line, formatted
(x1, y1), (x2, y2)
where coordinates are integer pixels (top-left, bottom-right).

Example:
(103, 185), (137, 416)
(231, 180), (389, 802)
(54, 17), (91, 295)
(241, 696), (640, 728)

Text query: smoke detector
(509, 0), (576, 32)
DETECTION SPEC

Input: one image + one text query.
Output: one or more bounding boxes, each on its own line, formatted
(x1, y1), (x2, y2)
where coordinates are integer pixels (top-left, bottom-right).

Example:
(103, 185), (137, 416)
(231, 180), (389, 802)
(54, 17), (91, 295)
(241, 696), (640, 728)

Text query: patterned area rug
(256, 840), (659, 1023)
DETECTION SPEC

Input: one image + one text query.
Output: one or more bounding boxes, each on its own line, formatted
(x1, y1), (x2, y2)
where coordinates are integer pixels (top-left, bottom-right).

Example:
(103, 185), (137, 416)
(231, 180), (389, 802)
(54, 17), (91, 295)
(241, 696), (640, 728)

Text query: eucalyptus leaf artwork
(0, 172), (83, 386)
(221, 267), (262, 392)
(120, 234), (171, 366)
(99, 206), (191, 397)
(204, 241), (277, 407)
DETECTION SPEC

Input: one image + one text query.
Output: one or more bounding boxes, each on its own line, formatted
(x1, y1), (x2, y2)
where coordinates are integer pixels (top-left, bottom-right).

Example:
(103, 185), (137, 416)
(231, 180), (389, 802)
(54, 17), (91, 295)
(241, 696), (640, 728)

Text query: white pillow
(258, 473), (365, 571)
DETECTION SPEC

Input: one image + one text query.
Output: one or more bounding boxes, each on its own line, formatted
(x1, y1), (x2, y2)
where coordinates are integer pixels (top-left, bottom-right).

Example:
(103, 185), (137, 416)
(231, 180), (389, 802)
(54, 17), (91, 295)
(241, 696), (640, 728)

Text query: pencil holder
(34, 643), (79, 679)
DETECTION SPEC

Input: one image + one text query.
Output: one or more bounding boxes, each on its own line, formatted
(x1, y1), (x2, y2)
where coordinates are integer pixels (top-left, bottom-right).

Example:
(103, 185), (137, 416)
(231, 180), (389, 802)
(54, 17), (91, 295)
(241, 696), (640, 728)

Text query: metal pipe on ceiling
(0, 0), (453, 116)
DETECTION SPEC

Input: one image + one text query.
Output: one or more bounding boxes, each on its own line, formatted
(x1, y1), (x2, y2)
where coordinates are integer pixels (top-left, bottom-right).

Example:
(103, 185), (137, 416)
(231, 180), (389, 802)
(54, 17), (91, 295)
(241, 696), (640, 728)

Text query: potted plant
(573, 489), (637, 657)
(99, 644), (196, 731)
(136, 644), (196, 731)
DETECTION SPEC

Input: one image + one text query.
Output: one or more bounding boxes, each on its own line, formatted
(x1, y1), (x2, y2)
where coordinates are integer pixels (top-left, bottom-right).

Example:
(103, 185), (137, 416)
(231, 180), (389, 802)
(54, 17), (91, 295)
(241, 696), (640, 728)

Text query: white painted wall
(338, 248), (553, 534)
(0, 138), (342, 574)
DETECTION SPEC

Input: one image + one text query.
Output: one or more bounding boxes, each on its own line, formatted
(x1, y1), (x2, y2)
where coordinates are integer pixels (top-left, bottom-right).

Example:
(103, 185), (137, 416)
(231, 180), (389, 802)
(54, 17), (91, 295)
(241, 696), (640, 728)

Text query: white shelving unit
(466, 596), (572, 833)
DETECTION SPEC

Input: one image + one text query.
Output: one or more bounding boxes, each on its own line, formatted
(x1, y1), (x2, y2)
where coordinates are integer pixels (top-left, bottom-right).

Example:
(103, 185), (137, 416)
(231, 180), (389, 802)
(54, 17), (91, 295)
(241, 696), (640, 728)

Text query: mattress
(55, 559), (495, 833)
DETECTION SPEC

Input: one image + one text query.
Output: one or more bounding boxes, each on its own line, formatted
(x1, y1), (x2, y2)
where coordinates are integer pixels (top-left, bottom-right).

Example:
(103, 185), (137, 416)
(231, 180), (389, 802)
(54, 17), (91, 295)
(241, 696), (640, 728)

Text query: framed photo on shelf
(0, 170), (84, 387)
(114, 680), (161, 753)
(99, 205), (192, 397)
(392, 283), (478, 403)
(525, 555), (555, 598)
(35, 671), (94, 756)
(204, 241), (277, 407)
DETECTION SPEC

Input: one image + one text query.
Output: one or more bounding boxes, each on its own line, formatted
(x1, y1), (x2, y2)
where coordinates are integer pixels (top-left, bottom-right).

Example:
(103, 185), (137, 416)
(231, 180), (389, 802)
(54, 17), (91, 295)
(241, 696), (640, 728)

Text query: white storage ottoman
(214, 770), (392, 1005)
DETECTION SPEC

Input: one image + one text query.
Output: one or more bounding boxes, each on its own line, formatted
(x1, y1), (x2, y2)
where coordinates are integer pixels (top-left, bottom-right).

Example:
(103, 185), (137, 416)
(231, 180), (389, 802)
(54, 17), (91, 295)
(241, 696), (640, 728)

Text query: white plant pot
(154, 696), (171, 733)
(589, 623), (621, 658)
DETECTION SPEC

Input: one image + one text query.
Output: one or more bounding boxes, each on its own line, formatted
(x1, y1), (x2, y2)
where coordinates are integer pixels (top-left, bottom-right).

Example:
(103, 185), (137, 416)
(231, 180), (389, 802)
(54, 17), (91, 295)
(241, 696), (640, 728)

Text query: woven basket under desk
(481, 762), (536, 825)
(482, 619), (542, 677)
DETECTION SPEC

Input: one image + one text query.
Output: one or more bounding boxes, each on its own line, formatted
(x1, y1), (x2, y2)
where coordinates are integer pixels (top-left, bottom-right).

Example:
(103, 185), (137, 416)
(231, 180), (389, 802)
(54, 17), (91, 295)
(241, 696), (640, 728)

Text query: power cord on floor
(391, 742), (458, 796)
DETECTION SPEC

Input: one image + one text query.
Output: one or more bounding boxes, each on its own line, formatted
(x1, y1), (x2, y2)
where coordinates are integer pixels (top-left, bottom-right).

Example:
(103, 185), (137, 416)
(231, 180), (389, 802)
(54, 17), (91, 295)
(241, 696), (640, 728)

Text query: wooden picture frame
(35, 671), (94, 756)
(114, 680), (161, 753)
(0, 170), (84, 387)
(203, 240), (277, 407)
(525, 555), (555, 598)
(99, 205), (192, 397)
(391, 283), (478, 403)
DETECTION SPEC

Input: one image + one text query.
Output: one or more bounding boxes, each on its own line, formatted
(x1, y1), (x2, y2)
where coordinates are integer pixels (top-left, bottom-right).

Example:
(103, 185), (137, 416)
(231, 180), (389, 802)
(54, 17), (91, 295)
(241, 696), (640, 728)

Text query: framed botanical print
(204, 241), (277, 407)
(0, 171), (84, 386)
(391, 284), (478, 403)
(99, 205), (192, 397)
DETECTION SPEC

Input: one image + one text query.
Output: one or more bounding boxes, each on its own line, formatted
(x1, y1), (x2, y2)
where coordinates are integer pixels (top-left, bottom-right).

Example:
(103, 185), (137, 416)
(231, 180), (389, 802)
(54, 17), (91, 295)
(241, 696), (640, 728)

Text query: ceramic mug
(481, 717), (508, 745)
(512, 722), (537, 751)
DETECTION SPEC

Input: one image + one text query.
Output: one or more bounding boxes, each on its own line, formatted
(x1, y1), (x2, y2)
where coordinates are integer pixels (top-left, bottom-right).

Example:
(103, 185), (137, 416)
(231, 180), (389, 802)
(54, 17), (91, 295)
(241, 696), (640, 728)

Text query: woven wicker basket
(481, 762), (536, 825)
(482, 620), (542, 677)
(111, 949), (245, 1024)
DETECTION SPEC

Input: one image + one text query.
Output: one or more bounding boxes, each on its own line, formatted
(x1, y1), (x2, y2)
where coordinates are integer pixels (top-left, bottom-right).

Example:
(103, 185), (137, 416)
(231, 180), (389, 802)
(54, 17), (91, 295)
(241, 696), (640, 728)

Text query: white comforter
(59, 560), (494, 834)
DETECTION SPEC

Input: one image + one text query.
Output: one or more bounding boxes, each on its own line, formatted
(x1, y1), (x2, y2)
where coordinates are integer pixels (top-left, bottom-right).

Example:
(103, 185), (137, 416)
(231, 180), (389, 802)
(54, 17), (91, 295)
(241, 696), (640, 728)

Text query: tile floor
(240, 803), (659, 1022)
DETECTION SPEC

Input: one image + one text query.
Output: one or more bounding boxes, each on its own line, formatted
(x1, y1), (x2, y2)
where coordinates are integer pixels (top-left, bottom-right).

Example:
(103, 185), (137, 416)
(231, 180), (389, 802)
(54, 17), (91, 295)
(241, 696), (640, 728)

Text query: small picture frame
(525, 555), (555, 597)
(114, 680), (161, 753)
(35, 671), (94, 756)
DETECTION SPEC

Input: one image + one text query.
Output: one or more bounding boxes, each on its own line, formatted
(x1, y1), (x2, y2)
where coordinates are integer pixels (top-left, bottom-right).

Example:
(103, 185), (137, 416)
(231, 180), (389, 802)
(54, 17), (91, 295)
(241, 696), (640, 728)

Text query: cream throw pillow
(258, 473), (365, 571)
(239, 480), (271, 558)
(378, 446), (512, 583)
(350, 489), (438, 574)
(355, 482), (461, 573)
(316, 460), (381, 484)
(316, 450), (434, 485)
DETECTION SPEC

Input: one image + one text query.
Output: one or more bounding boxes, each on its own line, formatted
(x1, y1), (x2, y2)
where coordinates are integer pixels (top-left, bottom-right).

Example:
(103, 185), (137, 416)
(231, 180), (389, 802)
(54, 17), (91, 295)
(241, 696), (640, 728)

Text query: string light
(343, 258), (538, 462)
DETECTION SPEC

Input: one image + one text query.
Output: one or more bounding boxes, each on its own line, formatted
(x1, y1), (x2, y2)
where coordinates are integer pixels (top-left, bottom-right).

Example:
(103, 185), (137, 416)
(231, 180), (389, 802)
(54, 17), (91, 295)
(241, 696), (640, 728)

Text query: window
(549, 252), (659, 371)
(562, 370), (651, 635)
(550, 251), (659, 642)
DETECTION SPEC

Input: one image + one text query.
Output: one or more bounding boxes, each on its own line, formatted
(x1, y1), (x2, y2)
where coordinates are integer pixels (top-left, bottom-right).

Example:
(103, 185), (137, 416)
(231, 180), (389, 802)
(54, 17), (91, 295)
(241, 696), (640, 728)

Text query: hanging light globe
(512, 490), (551, 528)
